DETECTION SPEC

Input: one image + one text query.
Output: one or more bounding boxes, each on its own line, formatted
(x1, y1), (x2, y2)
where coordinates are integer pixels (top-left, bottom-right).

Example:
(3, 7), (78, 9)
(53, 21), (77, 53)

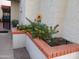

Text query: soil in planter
(44, 37), (73, 47)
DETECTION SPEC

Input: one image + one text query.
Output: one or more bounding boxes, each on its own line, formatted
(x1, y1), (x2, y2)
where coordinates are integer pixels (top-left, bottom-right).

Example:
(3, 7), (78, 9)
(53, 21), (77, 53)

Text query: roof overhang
(0, 0), (11, 6)
(9, 0), (19, 2)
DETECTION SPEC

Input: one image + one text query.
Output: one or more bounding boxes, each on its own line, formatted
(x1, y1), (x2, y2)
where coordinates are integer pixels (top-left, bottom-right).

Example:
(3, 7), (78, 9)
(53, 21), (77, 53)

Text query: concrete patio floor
(14, 48), (30, 59)
(0, 32), (31, 59)
(0, 32), (14, 59)
(0, 22), (30, 59)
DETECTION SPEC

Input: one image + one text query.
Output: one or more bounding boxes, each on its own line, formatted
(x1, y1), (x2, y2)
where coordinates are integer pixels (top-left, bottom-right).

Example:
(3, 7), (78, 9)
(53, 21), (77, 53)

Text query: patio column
(63, 0), (79, 44)
(40, 0), (68, 37)
(19, 0), (40, 25)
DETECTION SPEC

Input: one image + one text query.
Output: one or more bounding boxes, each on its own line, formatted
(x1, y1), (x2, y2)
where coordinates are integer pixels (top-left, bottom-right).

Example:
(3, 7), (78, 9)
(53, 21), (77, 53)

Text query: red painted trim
(12, 32), (25, 34)
(12, 28), (25, 34)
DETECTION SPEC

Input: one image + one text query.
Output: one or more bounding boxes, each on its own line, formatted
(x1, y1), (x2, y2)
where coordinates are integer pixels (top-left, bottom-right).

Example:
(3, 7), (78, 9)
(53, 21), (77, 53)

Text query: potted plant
(12, 20), (18, 27)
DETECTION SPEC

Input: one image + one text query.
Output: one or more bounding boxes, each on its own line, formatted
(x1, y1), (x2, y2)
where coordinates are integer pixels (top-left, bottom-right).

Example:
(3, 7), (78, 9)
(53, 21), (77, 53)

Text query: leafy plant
(17, 17), (59, 46)
(12, 20), (18, 27)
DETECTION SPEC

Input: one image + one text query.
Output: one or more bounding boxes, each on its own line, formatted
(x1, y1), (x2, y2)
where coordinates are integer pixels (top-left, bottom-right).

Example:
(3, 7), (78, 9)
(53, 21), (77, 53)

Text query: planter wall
(12, 28), (79, 59)
(25, 35), (79, 59)
(25, 35), (47, 59)
(13, 34), (26, 49)
(12, 28), (26, 49)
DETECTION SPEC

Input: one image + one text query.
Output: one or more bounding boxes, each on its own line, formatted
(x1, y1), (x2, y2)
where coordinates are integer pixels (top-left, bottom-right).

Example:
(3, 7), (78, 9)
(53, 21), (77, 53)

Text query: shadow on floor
(14, 47), (30, 59)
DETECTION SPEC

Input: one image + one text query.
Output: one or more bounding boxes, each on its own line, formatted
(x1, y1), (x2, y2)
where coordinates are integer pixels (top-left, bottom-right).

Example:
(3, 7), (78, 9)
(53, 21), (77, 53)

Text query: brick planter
(12, 28), (79, 59)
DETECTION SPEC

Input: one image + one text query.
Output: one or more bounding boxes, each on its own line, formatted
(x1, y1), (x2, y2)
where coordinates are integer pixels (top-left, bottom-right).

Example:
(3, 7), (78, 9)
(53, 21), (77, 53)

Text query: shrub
(17, 17), (59, 45)
(12, 20), (18, 27)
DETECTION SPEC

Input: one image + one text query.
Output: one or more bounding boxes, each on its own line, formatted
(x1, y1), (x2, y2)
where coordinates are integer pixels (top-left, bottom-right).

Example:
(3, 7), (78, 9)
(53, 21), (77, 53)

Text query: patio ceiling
(9, 0), (19, 2)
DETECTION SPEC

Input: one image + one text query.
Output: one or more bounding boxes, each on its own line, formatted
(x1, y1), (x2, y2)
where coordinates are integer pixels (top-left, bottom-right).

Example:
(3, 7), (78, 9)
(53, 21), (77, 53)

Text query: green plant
(12, 20), (18, 27)
(17, 17), (59, 46)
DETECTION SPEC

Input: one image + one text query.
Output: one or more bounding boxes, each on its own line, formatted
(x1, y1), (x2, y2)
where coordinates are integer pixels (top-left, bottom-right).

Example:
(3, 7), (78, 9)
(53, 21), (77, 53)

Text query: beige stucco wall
(40, 0), (79, 43)
(11, 1), (19, 20)
(63, 0), (79, 44)
(19, 0), (40, 24)
(40, 0), (68, 37)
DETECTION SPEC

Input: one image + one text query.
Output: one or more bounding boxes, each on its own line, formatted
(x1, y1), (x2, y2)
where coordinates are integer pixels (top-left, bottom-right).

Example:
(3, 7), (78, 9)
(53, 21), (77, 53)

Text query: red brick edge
(12, 28), (25, 34)
(51, 44), (79, 58)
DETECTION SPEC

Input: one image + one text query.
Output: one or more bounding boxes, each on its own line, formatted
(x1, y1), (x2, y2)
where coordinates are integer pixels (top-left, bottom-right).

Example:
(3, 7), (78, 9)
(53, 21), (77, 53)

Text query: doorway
(1, 5), (11, 31)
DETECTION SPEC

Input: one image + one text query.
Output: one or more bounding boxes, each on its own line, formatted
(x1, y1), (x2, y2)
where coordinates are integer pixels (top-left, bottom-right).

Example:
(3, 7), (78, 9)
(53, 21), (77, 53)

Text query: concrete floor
(0, 32), (14, 59)
(0, 23), (30, 59)
(14, 48), (30, 59)
(0, 32), (30, 59)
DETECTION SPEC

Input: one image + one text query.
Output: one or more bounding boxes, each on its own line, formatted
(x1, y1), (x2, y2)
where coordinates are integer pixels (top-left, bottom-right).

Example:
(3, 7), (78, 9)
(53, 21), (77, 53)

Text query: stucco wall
(62, 0), (79, 44)
(11, 1), (19, 20)
(19, 0), (40, 25)
(40, 0), (79, 44)
(40, 0), (68, 37)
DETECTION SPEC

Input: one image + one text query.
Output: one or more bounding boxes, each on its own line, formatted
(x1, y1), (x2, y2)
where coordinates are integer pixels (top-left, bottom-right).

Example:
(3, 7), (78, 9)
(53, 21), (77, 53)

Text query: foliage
(17, 17), (59, 46)
(12, 20), (18, 27)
